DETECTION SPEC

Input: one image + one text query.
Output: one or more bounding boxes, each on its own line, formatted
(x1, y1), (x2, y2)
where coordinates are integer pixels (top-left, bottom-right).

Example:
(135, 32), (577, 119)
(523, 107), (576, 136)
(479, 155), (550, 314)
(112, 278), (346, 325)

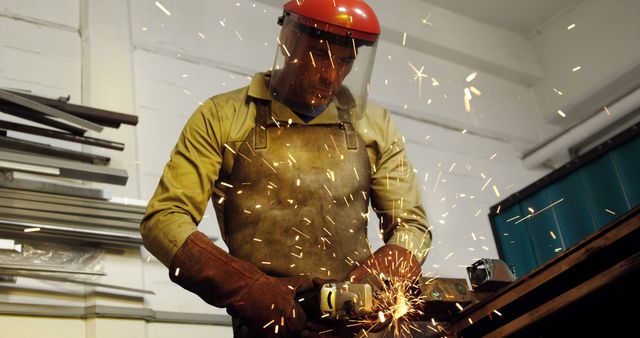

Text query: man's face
(277, 27), (355, 109)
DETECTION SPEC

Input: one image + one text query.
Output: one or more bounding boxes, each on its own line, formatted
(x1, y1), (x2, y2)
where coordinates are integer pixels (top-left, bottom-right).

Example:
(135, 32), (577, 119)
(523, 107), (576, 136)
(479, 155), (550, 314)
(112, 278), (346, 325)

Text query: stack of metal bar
(0, 88), (136, 185)
(0, 88), (144, 246)
(0, 187), (144, 246)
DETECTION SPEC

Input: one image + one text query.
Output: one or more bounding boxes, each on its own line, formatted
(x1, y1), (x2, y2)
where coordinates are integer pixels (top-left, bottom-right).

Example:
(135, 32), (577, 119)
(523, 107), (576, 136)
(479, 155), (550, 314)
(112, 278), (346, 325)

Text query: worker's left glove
(168, 231), (314, 338)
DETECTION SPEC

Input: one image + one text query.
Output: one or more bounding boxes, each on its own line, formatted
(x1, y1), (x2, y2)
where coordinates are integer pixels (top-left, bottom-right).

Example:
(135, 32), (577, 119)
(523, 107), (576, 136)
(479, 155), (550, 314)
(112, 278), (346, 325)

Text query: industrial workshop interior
(0, 0), (638, 337)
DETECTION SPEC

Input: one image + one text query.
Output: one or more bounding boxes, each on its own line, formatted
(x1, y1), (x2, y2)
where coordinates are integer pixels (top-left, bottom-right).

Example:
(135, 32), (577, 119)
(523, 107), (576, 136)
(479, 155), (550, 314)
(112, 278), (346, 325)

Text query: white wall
(1, 0), (637, 337)
(530, 0), (640, 128)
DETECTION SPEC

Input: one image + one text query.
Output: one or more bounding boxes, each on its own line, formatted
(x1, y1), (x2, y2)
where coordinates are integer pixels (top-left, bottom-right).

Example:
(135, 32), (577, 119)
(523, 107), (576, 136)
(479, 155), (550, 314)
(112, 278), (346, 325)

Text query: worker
(140, 0), (432, 337)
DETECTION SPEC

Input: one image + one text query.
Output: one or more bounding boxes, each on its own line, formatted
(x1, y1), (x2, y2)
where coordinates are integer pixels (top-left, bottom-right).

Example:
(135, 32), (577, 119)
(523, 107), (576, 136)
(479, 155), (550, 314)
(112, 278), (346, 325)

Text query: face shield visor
(269, 14), (378, 122)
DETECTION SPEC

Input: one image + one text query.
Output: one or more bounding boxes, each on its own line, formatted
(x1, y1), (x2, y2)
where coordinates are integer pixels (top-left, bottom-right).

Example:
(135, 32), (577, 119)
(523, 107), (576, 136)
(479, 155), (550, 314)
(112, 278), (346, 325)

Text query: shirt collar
(247, 72), (343, 125)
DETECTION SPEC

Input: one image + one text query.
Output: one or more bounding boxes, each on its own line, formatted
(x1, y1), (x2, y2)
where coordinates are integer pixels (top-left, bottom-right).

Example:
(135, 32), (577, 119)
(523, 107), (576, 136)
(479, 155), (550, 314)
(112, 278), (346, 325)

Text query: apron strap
(254, 100), (269, 150)
(338, 108), (358, 150)
(254, 98), (358, 150)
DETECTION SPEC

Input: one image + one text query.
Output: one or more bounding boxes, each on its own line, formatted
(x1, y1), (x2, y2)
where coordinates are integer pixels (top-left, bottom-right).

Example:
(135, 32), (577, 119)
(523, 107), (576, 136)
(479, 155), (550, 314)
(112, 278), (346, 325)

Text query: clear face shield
(269, 17), (378, 122)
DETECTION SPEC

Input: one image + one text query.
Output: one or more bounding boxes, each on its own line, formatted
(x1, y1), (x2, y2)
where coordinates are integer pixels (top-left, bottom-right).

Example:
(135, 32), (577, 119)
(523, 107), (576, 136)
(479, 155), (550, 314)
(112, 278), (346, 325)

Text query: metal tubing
(0, 264), (106, 276)
(0, 89), (103, 132)
(0, 195), (142, 224)
(6, 90), (138, 126)
(0, 150), (128, 185)
(0, 187), (142, 213)
(0, 206), (140, 230)
(0, 177), (111, 200)
(0, 102), (87, 135)
(0, 120), (125, 151)
(1, 272), (154, 294)
(0, 136), (111, 165)
(0, 218), (142, 246)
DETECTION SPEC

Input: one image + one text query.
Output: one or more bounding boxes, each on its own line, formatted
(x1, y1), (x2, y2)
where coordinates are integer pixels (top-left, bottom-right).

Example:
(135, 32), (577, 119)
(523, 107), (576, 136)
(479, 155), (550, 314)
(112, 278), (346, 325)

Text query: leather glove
(347, 244), (422, 289)
(169, 231), (314, 337)
(346, 244), (422, 334)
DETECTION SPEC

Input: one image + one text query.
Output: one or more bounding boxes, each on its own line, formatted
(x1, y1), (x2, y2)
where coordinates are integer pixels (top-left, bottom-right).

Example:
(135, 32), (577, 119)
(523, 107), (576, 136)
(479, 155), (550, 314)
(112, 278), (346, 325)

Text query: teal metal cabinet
(490, 123), (640, 277)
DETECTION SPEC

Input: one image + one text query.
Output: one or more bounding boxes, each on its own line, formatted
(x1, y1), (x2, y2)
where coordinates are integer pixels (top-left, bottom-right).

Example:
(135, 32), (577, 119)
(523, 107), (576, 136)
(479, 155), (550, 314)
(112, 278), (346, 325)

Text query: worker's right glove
(346, 244), (422, 333)
(169, 231), (314, 338)
(347, 244), (422, 289)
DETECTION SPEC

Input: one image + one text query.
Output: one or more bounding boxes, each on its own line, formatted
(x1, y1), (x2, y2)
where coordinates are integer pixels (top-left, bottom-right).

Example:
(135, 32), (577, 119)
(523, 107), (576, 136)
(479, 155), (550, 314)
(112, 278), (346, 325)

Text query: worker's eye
(339, 57), (355, 65)
(311, 49), (329, 58)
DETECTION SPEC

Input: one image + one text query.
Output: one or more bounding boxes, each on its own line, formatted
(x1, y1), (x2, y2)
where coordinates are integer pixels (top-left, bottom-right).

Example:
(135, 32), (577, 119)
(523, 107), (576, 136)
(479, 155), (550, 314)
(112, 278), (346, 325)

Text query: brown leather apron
(224, 100), (371, 280)
(224, 100), (372, 337)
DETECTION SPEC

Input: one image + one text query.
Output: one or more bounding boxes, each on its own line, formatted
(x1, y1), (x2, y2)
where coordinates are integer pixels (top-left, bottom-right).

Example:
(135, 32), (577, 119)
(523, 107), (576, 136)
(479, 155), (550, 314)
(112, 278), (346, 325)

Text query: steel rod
(0, 264), (106, 276)
(0, 102), (87, 135)
(6, 90), (138, 126)
(0, 136), (111, 165)
(1, 272), (154, 294)
(0, 150), (128, 185)
(0, 120), (124, 151)
(0, 89), (103, 132)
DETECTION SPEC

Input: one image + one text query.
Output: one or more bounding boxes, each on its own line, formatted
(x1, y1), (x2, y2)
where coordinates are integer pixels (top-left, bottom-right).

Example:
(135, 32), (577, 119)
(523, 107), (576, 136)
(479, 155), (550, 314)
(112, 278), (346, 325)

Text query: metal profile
(0, 273), (154, 294)
(6, 90), (138, 127)
(0, 187), (142, 213)
(0, 176), (111, 200)
(0, 135), (111, 165)
(0, 206), (140, 230)
(0, 101), (87, 135)
(0, 218), (142, 246)
(0, 150), (128, 185)
(0, 160), (59, 176)
(0, 120), (125, 151)
(0, 89), (103, 132)
(0, 196), (141, 223)
(0, 264), (106, 276)
(0, 303), (231, 325)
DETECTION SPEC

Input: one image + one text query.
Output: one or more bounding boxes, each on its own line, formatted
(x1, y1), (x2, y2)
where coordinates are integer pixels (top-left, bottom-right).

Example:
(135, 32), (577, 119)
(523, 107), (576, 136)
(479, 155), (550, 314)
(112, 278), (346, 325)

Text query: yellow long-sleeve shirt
(141, 73), (432, 268)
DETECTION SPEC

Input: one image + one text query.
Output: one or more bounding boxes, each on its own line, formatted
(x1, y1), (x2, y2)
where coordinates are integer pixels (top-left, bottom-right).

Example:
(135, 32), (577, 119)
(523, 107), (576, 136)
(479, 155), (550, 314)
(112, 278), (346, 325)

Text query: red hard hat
(280, 0), (380, 42)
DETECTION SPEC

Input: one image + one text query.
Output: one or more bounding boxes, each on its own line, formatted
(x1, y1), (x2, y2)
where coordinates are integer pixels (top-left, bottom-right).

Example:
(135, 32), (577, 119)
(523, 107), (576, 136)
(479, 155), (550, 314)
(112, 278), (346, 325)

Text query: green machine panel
(519, 191), (565, 265)
(490, 123), (640, 278)
(579, 154), (630, 228)
(610, 132), (640, 208)
(492, 204), (537, 278)
(546, 172), (597, 248)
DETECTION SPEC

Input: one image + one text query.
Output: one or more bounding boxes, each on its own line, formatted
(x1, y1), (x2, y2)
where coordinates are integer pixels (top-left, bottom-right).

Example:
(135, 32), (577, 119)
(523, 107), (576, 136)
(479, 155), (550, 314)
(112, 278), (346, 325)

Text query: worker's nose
(319, 65), (339, 87)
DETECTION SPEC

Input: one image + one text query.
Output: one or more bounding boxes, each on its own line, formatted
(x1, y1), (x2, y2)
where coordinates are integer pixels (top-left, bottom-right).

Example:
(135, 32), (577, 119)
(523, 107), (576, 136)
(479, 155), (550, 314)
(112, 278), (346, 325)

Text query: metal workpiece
(0, 150), (128, 185)
(0, 101), (88, 135)
(4, 89), (138, 127)
(0, 176), (112, 200)
(0, 120), (125, 151)
(0, 190), (141, 221)
(0, 264), (106, 276)
(0, 238), (21, 252)
(0, 303), (229, 324)
(0, 159), (59, 175)
(0, 89), (103, 132)
(419, 277), (474, 321)
(467, 258), (516, 292)
(0, 135), (111, 165)
(0, 184), (145, 247)
(0, 187), (145, 246)
(0, 205), (140, 231)
(1, 272), (154, 294)
(0, 190), (142, 220)
(0, 218), (143, 246)
(0, 275), (16, 283)
(0, 187), (141, 213)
